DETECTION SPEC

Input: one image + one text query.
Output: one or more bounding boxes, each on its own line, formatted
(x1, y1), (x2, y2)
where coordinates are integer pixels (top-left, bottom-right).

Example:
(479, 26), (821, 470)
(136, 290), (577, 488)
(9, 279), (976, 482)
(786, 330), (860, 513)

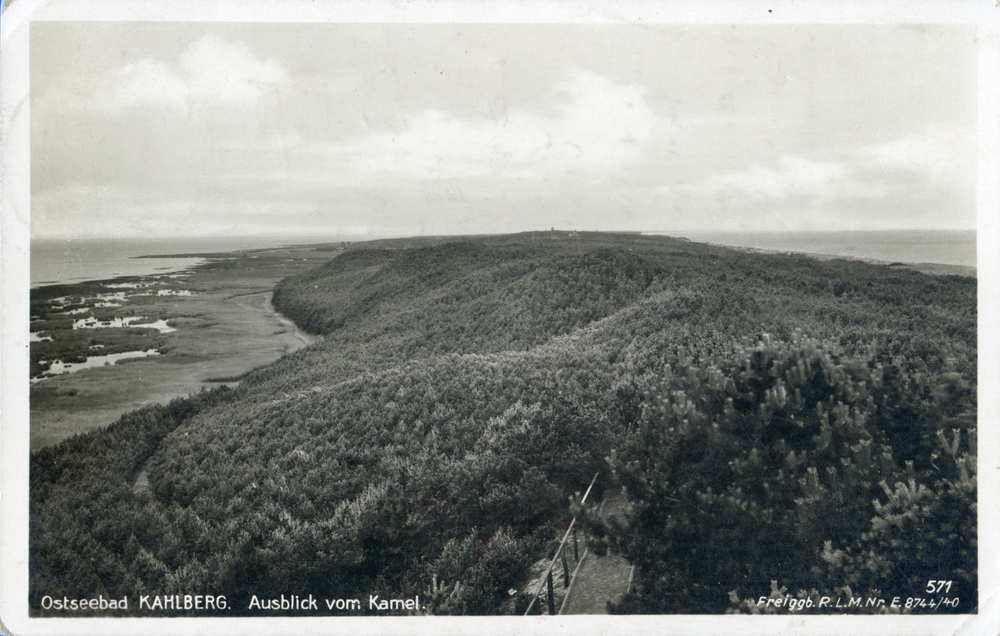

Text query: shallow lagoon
(32, 349), (160, 381)
(71, 316), (176, 333)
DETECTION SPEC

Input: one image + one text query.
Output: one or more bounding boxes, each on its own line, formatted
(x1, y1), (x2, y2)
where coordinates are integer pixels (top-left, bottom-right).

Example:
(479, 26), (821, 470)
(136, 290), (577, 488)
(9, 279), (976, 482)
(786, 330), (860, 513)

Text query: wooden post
(521, 473), (600, 617)
(547, 571), (555, 615)
(561, 550), (570, 587)
(573, 528), (578, 561)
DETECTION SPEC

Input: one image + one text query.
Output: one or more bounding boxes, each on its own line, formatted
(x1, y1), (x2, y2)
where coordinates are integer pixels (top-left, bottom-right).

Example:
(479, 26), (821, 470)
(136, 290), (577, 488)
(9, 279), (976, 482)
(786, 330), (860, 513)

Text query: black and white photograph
(2, 1), (998, 635)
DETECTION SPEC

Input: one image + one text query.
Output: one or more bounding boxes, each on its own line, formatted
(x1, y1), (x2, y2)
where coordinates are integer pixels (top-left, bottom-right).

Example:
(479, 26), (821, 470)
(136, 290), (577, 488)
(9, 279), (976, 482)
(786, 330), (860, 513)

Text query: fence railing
(523, 472), (599, 616)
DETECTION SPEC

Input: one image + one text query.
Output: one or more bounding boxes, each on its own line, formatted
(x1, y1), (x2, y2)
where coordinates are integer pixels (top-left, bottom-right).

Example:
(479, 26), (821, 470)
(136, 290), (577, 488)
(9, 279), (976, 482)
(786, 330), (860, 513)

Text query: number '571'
(926, 580), (953, 594)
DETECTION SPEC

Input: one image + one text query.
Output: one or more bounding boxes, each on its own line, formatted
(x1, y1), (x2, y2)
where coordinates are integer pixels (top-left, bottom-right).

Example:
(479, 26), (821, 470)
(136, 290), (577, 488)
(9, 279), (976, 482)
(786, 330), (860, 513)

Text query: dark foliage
(29, 232), (976, 615)
(601, 333), (975, 614)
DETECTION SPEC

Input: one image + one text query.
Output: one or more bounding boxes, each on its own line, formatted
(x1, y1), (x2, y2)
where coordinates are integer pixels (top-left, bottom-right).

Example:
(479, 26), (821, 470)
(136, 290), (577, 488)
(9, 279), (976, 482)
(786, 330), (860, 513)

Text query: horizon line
(29, 227), (979, 243)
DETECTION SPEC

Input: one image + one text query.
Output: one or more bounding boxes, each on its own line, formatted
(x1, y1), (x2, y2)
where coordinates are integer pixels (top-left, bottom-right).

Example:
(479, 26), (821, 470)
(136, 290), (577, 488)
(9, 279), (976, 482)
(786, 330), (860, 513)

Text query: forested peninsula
(30, 232), (977, 615)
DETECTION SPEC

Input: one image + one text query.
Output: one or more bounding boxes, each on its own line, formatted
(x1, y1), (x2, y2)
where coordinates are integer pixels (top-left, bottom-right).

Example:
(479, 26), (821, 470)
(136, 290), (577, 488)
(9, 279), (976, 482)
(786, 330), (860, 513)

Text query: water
(29, 236), (338, 288)
(669, 230), (976, 269)
(32, 231), (977, 289)
(72, 316), (176, 333)
(31, 350), (161, 382)
(31, 239), (206, 288)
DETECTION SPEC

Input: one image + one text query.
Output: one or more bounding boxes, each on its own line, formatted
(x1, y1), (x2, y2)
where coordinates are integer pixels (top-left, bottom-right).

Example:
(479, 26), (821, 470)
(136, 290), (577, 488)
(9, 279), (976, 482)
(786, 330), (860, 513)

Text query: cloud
(96, 35), (287, 112)
(102, 60), (189, 110)
(678, 155), (859, 200)
(671, 123), (975, 207)
(301, 70), (658, 183)
(866, 125), (975, 184)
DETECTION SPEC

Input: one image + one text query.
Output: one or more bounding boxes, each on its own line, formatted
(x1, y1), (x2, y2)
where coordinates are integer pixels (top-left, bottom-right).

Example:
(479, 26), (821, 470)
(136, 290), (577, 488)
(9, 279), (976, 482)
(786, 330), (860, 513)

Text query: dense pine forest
(29, 232), (977, 615)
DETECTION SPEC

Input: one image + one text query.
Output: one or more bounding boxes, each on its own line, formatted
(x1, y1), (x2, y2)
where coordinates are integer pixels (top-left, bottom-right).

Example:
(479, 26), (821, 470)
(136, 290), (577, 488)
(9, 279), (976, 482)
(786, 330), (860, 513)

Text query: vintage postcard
(2, 1), (998, 635)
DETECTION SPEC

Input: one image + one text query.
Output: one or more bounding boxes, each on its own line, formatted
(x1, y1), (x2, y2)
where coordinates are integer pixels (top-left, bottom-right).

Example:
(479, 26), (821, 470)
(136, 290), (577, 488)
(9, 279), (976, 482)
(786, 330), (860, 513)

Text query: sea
(28, 230), (977, 289)
(29, 236), (339, 288)
(670, 230), (977, 270)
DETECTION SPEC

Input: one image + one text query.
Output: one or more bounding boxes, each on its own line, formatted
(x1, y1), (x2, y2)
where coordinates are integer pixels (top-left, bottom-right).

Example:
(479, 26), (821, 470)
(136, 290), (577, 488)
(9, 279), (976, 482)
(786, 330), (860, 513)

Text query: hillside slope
(30, 232), (977, 615)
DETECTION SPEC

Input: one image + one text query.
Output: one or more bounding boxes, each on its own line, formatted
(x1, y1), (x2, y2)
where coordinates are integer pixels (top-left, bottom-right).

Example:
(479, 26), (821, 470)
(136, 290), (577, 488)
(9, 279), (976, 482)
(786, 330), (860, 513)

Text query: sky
(29, 22), (978, 240)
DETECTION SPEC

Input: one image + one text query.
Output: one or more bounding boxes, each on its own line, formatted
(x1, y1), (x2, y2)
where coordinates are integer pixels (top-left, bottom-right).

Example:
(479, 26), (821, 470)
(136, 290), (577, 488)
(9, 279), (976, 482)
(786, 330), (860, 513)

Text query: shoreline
(696, 242), (977, 278)
(33, 230), (978, 289)
(29, 243), (339, 451)
(27, 234), (974, 451)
